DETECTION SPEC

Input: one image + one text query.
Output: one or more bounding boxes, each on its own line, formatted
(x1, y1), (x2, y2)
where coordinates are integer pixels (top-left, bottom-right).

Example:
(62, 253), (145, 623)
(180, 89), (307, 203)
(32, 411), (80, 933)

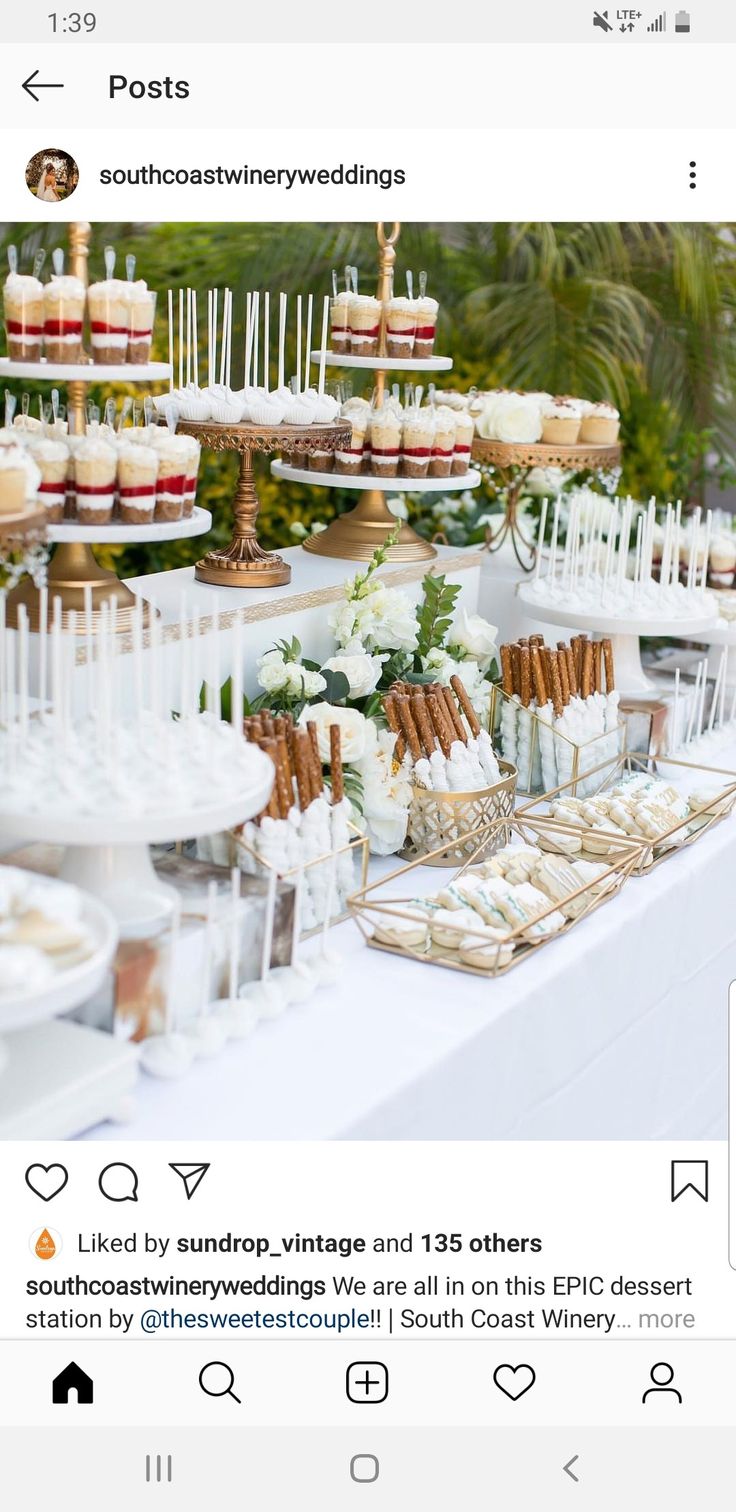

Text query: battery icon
(675, 9), (690, 29)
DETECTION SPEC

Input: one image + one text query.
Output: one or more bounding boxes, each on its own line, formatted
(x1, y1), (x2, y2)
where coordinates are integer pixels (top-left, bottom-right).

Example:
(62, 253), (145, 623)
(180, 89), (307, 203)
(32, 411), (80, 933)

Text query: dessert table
(83, 743), (735, 1143)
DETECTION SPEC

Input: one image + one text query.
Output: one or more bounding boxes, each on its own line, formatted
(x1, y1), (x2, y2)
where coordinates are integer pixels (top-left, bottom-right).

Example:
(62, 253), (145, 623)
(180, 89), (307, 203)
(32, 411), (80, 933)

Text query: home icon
(52, 1361), (94, 1405)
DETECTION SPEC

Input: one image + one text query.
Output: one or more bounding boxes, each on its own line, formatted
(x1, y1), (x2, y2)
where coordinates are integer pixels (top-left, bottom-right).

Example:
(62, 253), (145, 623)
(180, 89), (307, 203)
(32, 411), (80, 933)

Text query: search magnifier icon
(198, 1361), (241, 1404)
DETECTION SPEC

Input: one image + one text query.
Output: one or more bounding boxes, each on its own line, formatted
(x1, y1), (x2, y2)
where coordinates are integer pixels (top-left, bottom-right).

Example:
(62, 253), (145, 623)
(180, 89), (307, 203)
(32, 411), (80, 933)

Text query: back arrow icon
(563, 1455), (580, 1482)
(23, 70), (65, 103)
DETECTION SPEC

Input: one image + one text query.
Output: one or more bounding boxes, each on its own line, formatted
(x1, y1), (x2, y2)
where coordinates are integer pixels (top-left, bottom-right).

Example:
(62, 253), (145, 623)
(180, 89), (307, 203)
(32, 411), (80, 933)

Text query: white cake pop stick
(212, 288), (219, 385)
(178, 288), (184, 390)
(226, 288), (233, 386)
(167, 289), (174, 391)
(17, 605), (29, 743)
(548, 496), (560, 584)
(231, 613), (243, 734)
(685, 661), (702, 745)
(186, 287), (191, 387)
(277, 292), (286, 391)
(672, 666), (680, 749)
(192, 290), (199, 388)
(218, 867), (260, 1038)
(140, 899), (196, 1078)
(304, 293), (313, 391)
(238, 867), (285, 1017)
(295, 294), (302, 394)
(318, 295), (330, 395)
(38, 584), (49, 718)
(207, 289), (213, 387)
(270, 864), (317, 1004)
(533, 498), (548, 583)
(700, 508), (712, 595)
(252, 290), (259, 388)
(263, 290), (270, 392)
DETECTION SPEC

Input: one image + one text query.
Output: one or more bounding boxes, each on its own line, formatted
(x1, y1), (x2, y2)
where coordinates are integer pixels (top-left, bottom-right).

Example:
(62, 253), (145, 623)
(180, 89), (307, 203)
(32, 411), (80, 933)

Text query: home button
(52, 1361), (94, 1405)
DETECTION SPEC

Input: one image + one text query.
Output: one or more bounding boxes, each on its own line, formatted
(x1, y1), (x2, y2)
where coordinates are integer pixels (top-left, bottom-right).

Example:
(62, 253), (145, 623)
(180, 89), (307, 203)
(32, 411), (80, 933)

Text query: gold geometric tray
(517, 750), (736, 875)
(471, 438), (622, 471)
(348, 813), (642, 979)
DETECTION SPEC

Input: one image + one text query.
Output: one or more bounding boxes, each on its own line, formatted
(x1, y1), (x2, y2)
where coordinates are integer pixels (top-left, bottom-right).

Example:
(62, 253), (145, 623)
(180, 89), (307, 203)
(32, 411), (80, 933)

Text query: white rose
(354, 723), (411, 855)
(322, 652), (383, 699)
(283, 663), (326, 699)
(448, 608), (498, 670)
(422, 647), (464, 684)
(524, 466), (564, 497)
(257, 649), (289, 694)
(476, 392), (543, 444)
(297, 702), (368, 762)
(328, 600), (362, 648)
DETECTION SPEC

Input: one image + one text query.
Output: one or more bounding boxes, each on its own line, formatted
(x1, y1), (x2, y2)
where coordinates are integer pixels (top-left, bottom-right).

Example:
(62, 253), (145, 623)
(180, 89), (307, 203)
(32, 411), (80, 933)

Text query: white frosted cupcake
(541, 400), (582, 446)
(579, 401), (620, 445)
(117, 442), (158, 524)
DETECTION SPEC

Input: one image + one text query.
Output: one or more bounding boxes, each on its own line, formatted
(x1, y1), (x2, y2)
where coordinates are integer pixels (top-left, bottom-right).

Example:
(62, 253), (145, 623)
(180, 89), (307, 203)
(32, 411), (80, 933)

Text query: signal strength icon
(648, 9), (666, 28)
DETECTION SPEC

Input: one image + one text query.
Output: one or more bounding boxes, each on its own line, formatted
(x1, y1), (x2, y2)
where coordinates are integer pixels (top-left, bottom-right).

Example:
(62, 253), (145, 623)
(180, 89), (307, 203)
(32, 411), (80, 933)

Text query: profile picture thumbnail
(25, 148), (79, 203)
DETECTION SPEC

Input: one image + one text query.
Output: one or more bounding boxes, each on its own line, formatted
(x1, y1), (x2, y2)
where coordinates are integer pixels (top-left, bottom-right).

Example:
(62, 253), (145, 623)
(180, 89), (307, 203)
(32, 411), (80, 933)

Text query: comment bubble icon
(98, 1162), (139, 1202)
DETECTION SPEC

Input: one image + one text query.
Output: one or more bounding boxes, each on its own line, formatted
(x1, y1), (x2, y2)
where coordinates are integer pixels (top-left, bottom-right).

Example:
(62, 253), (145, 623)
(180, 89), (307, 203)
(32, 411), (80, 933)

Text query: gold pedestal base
(195, 539), (291, 589)
(302, 490), (436, 563)
(6, 542), (153, 632)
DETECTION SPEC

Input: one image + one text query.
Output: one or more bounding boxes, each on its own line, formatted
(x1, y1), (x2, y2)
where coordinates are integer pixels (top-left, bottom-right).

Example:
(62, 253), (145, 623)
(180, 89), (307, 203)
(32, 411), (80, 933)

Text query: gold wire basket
(517, 750), (736, 875)
(400, 760), (517, 866)
(349, 813), (643, 979)
(219, 822), (369, 938)
(489, 684), (626, 798)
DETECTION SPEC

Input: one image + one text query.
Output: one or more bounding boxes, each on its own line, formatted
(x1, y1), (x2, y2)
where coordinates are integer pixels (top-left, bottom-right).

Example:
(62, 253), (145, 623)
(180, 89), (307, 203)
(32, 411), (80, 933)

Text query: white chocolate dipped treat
(3, 272), (44, 361)
(43, 274), (85, 364)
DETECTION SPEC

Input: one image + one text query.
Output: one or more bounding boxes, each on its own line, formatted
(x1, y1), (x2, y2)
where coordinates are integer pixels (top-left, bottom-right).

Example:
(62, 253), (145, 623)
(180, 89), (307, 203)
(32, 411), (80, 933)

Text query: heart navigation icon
(492, 1363), (536, 1401)
(25, 1164), (69, 1202)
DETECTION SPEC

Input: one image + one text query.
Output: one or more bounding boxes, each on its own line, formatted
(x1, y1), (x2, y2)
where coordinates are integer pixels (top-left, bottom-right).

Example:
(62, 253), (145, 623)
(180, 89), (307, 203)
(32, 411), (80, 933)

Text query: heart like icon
(25, 1163), (69, 1202)
(493, 1363), (536, 1401)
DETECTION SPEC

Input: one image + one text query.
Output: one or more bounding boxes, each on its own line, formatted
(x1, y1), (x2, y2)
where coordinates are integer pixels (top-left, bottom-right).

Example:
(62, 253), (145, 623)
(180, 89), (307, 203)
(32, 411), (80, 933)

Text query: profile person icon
(642, 1362), (682, 1404)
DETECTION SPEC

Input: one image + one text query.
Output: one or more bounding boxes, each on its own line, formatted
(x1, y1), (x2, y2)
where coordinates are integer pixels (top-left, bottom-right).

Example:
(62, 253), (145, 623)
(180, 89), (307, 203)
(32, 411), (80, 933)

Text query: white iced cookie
(430, 907), (483, 948)
(513, 883), (566, 939)
(688, 784), (733, 819)
(459, 934), (515, 971)
(532, 855), (585, 918)
(535, 827), (583, 855)
(572, 858), (618, 898)
(373, 915), (430, 950)
(583, 823), (629, 855)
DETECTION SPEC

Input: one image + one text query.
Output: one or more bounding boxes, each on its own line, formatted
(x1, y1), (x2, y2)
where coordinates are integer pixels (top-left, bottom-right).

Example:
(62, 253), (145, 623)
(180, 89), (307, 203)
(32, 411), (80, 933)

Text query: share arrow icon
(169, 1163), (210, 1200)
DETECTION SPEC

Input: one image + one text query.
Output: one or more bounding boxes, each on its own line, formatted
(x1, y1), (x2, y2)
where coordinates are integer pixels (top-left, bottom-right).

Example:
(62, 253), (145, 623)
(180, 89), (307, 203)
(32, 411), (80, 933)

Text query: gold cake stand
(471, 437), (622, 573)
(179, 419), (351, 588)
(300, 221), (459, 564)
(5, 221), (173, 631)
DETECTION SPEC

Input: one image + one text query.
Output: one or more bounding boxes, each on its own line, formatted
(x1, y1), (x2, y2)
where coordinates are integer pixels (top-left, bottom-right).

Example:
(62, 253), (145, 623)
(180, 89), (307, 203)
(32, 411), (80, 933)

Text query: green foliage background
(3, 220), (735, 574)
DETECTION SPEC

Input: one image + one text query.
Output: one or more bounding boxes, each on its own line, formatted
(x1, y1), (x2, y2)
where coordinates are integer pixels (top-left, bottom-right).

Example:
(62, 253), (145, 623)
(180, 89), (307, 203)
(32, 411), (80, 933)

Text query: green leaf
(321, 668), (351, 704)
(416, 572), (462, 660)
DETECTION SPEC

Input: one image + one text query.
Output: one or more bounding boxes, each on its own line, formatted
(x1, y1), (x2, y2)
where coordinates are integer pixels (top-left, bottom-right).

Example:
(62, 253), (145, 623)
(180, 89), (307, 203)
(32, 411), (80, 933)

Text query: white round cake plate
(516, 585), (719, 695)
(310, 350), (453, 372)
(0, 891), (118, 1039)
(271, 460), (481, 493)
(48, 505), (212, 546)
(0, 358), (172, 383)
(0, 752), (274, 940)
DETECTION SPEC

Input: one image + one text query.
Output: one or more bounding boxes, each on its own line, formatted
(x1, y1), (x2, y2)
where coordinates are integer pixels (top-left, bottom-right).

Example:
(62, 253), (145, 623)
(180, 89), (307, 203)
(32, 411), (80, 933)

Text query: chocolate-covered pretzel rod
(581, 640), (594, 700)
(306, 720), (323, 796)
(500, 644), (514, 696)
(330, 724), (344, 804)
(275, 734), (294, 815)
(383, 693), (406, 763)
(426, 691), (452, 757)
(563, 643), (578, 697)
(518, 646), (532, 709)
(557, 644), (570, 704)
(593, 640), (603, 694)
(602, 637), (615, 692)
(450, 674), (482, 736)
(547, 648), (564, 717)
(439, 683), (468, 743)
(259, 738), (282, 819)
(531, 644), (548, 707)
(410, 691), (438, 758)
(293, 730), (314, 812)
(396, 696), (423, 763)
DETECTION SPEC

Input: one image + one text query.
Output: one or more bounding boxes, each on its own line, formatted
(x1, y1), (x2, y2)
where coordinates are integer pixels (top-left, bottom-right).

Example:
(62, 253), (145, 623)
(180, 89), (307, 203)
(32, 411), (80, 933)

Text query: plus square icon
(346, 1361), (389, 1404)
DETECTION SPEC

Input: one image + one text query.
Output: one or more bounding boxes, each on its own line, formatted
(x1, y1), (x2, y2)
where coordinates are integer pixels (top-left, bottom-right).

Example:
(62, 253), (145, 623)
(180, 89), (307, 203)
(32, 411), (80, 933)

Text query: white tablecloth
(87, 780), (736, 1143)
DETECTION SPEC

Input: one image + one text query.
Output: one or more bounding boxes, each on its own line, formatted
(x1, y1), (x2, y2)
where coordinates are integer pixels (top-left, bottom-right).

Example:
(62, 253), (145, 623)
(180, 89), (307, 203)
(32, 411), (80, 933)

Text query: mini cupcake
(126, 281), (156, 365)
(541, 399), (582, 446)
(349, 295), (382, 358)
(87, 278), (130, 364)
(152, 433), (190, 521)
(70, 437), (117, 524)
(0, 442), (40, 514)
(330, 290), (352, 356)
(117, 442), (158, 524)
(413, 296), (439, 359)
(452, 410), (475, 475)
(579, 401), (620, 445)
(369, 406), (401, 477)
(43, 274), (86, 365)
(429, 406), (456, 478)
(401, 409), (435, 479)
(26, 436), (69, 522)
(3, 272), (44, 362)
(385, 297), (416, 360)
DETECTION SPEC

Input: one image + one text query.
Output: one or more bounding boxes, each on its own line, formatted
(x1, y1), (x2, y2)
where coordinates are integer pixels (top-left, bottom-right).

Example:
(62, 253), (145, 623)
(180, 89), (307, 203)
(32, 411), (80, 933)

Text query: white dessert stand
(0, 358), (171, 383)
(271, 461), (481, 493)
(0, 752), (275, 940)
(48, 505), (211, 547)
(0, 885), (138, 1140)
(516, 585), (719, 696)
(311, 350), (453, 372)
